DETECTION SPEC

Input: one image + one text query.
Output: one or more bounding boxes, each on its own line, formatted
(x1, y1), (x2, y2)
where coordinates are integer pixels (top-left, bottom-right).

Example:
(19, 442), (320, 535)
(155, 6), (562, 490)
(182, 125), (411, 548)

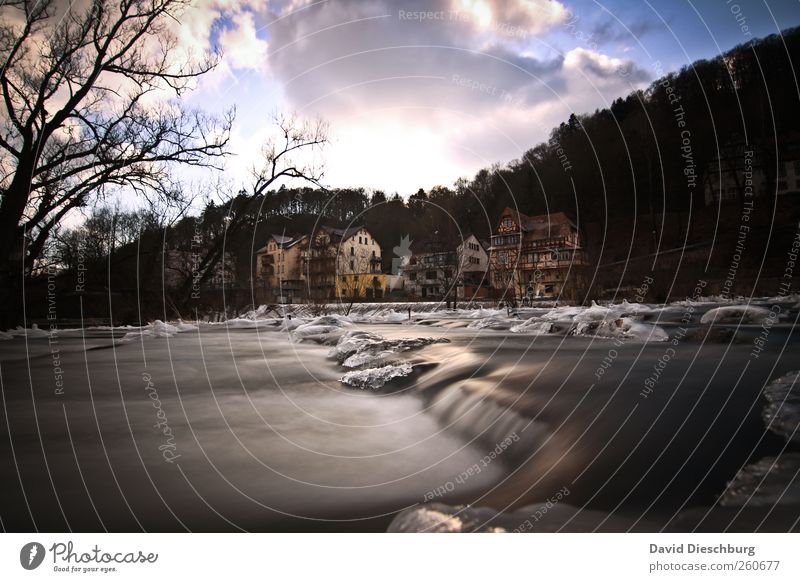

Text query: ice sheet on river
(718, 454), (800, 507)
(700, 305), (772, 325)
(761, 371), (800, 444)
(388, 501), (653, 532)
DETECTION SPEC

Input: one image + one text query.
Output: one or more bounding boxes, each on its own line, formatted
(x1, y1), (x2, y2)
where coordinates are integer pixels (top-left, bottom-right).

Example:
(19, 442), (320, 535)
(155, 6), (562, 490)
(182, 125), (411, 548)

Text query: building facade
(255, 234), (309, 303)
(304, 226), (387, 299)
(456, 234), (490, 300)
(488, 208), (589, 301)
(399, 234), (489, 301)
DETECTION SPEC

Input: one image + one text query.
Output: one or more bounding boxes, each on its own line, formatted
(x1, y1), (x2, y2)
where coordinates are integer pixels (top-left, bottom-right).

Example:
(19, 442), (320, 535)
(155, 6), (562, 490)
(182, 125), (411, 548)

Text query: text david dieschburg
(650, 543), (755, 557)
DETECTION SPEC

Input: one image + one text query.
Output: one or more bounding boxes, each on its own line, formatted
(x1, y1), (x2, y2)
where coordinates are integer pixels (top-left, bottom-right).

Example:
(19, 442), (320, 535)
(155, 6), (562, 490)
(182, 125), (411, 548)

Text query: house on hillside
(307, 225), (384, 300)
(456, 234), (490, 300)
(488, 207), (589, 302)
(254, 234), (309, 303)
(399, 234), (490, 301)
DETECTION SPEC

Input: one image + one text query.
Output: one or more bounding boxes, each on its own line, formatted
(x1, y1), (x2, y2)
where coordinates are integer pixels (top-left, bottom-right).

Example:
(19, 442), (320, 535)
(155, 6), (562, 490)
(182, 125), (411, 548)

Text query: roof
(321, 225), (372, 242)
(499, 207), (577, 238)
(257, 233), (308, 253)
(271, 234), (293, 245)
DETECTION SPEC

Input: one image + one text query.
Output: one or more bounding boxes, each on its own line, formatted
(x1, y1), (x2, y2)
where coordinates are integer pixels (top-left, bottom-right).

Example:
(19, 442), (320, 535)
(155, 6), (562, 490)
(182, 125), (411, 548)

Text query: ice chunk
(175, 319), (199, 332)
(574, 317), (668, 342)
(8, 324), (50, 339)
(510, 318), (554, 334)
(718, 453), (800, 507)
(341, 350), (396, 369)
(700, 305), (772, 325)
(389, 505), (466, 532)
(328, 330), (385, 362)
(291, 314), (353, 342)
(329, 330), (450, 364)
(762, 371), (800, 444)
(340, 363), (413, 389)
(467, 317), (515, 330)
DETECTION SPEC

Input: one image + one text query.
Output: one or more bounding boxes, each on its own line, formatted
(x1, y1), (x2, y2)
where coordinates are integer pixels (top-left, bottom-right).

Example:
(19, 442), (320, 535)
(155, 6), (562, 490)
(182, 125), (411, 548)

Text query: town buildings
(255, 233), (309, 304)
(255, 226), (383, 302)
(399, 234), (489, 300)
(254, 209), (591, 305)
(488, 208), (589, 301)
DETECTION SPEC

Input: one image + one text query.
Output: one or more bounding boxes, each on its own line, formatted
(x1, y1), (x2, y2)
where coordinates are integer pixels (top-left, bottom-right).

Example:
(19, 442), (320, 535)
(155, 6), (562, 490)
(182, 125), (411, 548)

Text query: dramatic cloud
(180, 0), (652, 192)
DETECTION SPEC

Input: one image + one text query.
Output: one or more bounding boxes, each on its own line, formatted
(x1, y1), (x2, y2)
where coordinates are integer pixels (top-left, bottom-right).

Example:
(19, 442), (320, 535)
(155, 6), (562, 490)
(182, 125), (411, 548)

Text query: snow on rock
(540, 305), (587, 322)
(7, 324), (50, 339)
(341, 350), (396, 369)
(700, 305), (772, 325)
(329, 330), (450, 365)
(350, 308), (408, 323)
(762, 371), (800, 444)
(209, 317), (284, 329)
(150, 320), (178, 338)
(340, 363), (413, 389)
(290, 315), (353, 342)
(119, 320), (201, 341)
(388, 505), (468, 532)
(509, 318), (554, 335)
(175, 319), (199, 332)
(573, 301), (613, 323)
(467, 317), (515, 330)
(718, 453), (800, 507)
(574, 317), (668, 342)
(329, 330), (385, 362)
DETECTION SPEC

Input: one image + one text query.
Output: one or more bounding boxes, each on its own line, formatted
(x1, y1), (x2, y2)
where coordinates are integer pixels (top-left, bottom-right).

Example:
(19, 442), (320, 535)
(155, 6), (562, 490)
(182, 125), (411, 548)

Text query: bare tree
(175, 111), (329, 309)
(0, 0), (234, 324)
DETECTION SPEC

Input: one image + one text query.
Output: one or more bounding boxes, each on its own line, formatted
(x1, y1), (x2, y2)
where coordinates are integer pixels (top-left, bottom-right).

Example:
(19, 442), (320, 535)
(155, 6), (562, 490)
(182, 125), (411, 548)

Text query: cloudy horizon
(167, 0), (800, 195)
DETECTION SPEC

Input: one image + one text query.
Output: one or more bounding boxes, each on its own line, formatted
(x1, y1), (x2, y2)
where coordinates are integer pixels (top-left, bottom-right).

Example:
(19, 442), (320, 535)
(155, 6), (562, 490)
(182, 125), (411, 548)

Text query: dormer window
(502, 217), (513, 228)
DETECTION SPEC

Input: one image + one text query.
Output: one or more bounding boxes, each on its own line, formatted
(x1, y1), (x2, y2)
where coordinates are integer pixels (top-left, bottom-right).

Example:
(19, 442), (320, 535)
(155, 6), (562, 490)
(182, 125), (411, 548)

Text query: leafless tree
(0, 0), (234, 324)
(175, 111), (329, 308)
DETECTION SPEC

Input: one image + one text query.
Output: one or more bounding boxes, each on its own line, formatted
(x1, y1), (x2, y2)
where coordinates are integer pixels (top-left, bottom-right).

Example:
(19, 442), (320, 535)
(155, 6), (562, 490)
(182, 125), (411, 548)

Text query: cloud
(188, 0), (651, 192)
(589, 16), (664, 45)
(449, 0), (570, 37)
(563, 47), (650, 85)
(217, 10), (269, 71)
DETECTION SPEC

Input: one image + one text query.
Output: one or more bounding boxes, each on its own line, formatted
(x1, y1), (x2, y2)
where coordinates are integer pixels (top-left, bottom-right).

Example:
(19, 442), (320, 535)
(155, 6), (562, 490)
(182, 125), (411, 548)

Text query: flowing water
(1, 300), (799, 532)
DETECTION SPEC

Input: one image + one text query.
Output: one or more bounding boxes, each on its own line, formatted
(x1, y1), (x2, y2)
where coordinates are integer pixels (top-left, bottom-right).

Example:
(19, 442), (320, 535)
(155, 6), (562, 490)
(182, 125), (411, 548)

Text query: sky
(175, 0), (800, 195)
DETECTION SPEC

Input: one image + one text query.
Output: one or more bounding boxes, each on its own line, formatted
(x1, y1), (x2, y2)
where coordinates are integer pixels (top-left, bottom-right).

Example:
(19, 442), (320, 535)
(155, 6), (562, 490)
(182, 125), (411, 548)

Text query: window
(409, 273), (417, 281)
(426, 270), (437, 279)
(350, 247), (354, 255)
(371, 250), (375, 257)
(359, 236), (362, 244)
(779, 164), (788, 178)
(498, 251), (508, 264)
(350, 260), (354, 270)
(779, 180), (788, 191)
(502, 217), (513, 228)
